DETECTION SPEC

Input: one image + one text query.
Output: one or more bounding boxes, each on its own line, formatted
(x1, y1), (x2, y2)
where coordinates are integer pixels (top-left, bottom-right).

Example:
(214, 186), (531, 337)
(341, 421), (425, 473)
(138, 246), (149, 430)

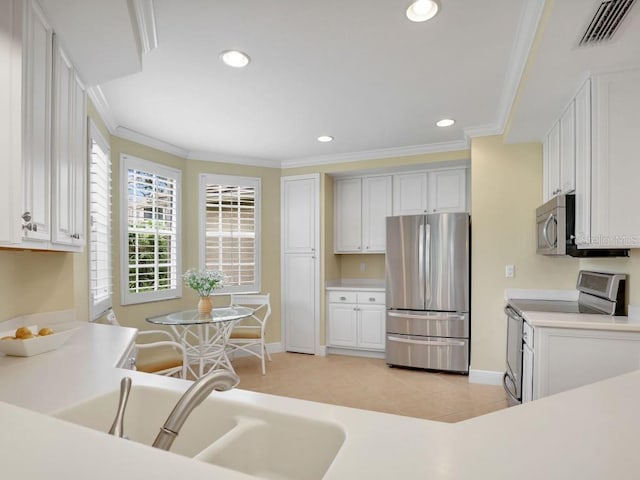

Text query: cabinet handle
(21, 212), (37, 232)
(340, 296), (346, 301)
(70, 233), (80, 240)
(366, 246), (369, 250)
(369, 297), (375, 302)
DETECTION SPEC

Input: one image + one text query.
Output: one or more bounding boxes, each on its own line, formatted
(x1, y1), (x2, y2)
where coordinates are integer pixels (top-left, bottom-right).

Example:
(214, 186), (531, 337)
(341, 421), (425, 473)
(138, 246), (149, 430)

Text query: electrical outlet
(360, 262), (366, 273)
(505, 265), (515, 278)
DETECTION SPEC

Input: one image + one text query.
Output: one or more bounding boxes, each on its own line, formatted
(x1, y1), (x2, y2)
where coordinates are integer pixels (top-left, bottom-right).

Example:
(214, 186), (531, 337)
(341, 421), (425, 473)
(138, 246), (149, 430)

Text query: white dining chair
(227, 294), (272, 375)
(103, 309), (187, 379)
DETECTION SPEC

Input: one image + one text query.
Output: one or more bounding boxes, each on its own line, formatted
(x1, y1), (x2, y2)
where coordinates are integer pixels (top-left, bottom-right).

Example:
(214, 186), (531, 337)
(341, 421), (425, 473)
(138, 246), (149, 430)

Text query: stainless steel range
(503, 271), (626, 405)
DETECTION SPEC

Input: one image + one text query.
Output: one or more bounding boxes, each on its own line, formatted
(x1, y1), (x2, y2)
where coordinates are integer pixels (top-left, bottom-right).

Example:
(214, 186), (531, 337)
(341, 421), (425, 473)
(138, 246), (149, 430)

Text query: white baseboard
(316, 345), (327, 356)
(326, 346), (386, 359)
(469, 369), (504, 385)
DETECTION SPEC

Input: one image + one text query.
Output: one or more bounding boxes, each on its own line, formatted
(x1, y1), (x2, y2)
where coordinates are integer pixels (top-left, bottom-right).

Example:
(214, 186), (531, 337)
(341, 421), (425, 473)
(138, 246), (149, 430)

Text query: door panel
(385, 215), (425, 310)
(425, 213), (469, 312)
(386, 311), (469, 338)
(283, 254), (316, 354)
(385, 334), (469, 372)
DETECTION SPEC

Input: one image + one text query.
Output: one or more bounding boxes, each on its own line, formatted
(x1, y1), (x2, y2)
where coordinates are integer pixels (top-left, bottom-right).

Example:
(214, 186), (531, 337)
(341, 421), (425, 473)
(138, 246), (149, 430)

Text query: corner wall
(470, 135), (579, 372)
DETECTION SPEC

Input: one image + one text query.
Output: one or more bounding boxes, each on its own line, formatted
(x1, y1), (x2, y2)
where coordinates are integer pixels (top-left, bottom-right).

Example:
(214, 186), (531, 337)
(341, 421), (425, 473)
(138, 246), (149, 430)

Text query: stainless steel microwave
(536, 194), (628, 258)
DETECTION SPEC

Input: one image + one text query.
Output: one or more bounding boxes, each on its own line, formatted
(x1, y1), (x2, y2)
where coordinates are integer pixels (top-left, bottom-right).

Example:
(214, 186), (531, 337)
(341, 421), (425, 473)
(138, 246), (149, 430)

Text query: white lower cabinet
(327, 290), (385, 353)
(523, 322), (640, 402)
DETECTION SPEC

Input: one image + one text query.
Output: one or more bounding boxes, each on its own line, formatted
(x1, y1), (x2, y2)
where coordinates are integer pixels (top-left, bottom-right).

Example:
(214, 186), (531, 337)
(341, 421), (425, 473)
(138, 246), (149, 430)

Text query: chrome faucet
(108, 377), (132, 438)
(152, 370), (240, 451)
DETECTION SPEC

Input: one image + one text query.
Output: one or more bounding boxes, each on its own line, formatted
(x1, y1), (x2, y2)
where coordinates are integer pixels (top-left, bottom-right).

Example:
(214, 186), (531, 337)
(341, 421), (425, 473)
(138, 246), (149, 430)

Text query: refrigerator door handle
(424, 221), (431, 304)
(418, 221), (425, 304)
(387, 312), (467, 320)
(387, 336), (466, 347)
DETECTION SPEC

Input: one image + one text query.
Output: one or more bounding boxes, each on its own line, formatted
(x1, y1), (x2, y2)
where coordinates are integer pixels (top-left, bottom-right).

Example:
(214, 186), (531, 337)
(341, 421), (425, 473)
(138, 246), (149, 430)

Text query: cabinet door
(590, 68), (640, 248)
(362, 176), (392, 253)
(328, 303), (358, 347)
(21, 0), (52, 242)
(545, 122), (560, 199)
(282, 176), (317, 253)
(283, 253), (316, 354)
(357, 305), (385, 351)
(334, 178), (362, 252)
(70, 71), (86, 247)
(574, 78), (591, 246)
(393, 172), (428, 215)
(0, 0), (24, 244)
(559, 101), (576, 194)
(51, 39), (76, 246)
(522, 342), (533, 403)
(428, 169), (467, 213)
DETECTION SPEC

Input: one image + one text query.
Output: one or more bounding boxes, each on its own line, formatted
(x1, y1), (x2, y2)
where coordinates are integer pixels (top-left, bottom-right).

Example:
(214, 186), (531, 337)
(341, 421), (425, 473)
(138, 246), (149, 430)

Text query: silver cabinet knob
(340, 296), (346, 301)
(21, 211), (37, 232)
(369, 297), (375, 302)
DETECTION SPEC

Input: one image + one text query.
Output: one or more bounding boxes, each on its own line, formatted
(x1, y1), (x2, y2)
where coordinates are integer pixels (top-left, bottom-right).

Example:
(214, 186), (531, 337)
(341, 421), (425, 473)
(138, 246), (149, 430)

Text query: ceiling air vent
(579, 0), (636, 46)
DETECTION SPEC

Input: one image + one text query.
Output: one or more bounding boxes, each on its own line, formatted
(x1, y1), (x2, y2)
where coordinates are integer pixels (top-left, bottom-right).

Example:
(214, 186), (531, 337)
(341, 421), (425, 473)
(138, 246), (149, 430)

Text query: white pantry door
(281, 174), (319, 354)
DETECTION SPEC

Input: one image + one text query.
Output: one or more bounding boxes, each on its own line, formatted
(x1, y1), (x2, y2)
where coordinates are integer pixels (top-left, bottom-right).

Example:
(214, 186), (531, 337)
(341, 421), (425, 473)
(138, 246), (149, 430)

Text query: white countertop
(2, 317), (640, 479)
(522, 310), (640, 332)
(325, 279), (385, 291)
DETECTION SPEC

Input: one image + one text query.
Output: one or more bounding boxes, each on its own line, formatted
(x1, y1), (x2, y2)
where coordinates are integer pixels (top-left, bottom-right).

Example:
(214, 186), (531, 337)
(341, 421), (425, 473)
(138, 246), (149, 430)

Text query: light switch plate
(505, 265), (515, 278)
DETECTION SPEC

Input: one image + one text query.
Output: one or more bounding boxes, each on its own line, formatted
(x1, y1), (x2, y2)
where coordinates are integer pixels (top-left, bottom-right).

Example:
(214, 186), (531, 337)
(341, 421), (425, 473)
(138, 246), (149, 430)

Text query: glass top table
(146, 307), (253, 378)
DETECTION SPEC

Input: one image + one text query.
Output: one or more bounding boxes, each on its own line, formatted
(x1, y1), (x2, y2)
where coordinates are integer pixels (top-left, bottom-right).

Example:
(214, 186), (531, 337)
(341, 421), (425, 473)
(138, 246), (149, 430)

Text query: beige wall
(339, 255), (385, 279)
(470, 135), (579, 371)
(0, 250), (74, 321)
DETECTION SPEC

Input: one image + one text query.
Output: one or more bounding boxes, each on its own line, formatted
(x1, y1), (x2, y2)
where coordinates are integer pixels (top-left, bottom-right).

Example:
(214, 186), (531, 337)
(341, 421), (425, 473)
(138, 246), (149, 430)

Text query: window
(199, 174), (261, 294)
(121, 155), (181, 305)
(88, 121), (112, 319)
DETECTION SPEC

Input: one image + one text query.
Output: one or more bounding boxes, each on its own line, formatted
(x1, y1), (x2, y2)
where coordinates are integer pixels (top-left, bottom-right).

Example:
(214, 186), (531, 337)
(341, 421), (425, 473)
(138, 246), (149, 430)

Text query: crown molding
(492, 0), (547, 135)
(187, 150), (281, 169)
(463, 123), (503, 142)
(86, 86), (117, 135)
(129, 0), (158, 55)
(281, 139), (469, 169)
(114, 126), (189, 158)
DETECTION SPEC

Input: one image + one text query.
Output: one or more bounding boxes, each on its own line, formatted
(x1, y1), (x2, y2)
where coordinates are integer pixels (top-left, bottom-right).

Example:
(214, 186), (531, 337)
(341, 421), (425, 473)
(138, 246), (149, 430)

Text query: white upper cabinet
(361, 176), (392, 252)
(20, 0), (53, 243)
(427, 169), (467, 213)
(0, 0), (86, 251)
(588, 68), (640, 248)
(392, 172), (428, 215)
(574, 78), (591, 246)
(51, 39), (86, 248)
(543, 101), (576, 201)
(334, 175), (392, 254)
(334, 177), (363, 253)
(282, 176), (318, 253)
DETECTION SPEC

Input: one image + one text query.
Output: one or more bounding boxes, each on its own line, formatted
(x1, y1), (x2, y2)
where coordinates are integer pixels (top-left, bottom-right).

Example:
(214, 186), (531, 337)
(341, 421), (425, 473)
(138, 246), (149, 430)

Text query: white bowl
(0, 322), (82, 357)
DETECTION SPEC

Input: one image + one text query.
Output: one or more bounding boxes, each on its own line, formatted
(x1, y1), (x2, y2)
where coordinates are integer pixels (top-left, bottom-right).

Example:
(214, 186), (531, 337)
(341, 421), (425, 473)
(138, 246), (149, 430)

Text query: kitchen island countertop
(1, 319), (640, 479)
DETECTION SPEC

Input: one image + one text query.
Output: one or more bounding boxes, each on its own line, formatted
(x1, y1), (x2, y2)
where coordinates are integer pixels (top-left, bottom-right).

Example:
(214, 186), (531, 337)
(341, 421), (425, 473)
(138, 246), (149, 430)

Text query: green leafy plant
(182, 269), (225, 297)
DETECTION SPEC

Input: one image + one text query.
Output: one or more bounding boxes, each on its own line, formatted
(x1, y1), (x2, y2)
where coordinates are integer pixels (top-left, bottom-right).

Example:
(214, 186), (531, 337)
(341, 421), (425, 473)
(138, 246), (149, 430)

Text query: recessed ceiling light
(317, 135), (334, 143)
(220, 50), (251, 68)
(436, 118), (455, 127)
(406, 0), (439, 22)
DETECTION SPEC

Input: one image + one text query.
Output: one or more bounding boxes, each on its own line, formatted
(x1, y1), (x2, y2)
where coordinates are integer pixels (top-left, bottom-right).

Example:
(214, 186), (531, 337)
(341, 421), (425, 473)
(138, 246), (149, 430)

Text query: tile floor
(231, 352), (508, 423)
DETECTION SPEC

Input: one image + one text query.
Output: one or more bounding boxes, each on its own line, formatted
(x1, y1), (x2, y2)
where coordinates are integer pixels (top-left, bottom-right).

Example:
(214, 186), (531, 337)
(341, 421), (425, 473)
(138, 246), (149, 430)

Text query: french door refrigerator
(385, 213), (470, 373)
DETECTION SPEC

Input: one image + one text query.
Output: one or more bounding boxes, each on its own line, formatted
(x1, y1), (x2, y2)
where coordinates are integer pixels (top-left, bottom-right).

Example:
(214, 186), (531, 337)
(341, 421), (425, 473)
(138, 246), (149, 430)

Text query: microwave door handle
(542, 213), (556, 248)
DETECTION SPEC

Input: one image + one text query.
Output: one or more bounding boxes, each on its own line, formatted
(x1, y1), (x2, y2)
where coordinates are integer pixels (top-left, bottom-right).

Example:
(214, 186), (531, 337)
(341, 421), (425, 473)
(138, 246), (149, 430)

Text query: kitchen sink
(53, 384), (346, 479)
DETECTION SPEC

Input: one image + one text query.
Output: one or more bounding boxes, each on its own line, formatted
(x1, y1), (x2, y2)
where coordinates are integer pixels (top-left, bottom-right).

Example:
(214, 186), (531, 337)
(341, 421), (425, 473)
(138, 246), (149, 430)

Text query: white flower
(182, 269), (225, 296)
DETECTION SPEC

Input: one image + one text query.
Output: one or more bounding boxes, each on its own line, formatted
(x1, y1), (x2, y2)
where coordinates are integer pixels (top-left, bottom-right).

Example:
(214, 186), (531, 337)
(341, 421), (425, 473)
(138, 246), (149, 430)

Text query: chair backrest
(230, 293), (271, 330)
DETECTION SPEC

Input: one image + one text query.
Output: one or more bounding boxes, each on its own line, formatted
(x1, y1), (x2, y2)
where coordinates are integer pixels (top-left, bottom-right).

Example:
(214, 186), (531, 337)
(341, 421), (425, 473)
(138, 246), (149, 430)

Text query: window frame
(120, 154), (182, 305)
(88, 120), (112, 320)
(198, 173), (261, 294)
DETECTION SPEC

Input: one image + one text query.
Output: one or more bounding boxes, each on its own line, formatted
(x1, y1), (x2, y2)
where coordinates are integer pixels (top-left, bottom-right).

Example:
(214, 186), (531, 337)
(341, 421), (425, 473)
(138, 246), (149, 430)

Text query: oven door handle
(387, 336), (466, 347)
(503, 372), (520, 404)
(542, 213), (557, 248)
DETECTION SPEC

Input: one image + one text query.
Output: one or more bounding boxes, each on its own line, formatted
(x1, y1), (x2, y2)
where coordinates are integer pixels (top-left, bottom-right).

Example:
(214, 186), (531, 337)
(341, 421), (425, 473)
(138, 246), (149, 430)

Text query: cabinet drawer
(328, 291), (357, 303)
(356, 292), (385, 305)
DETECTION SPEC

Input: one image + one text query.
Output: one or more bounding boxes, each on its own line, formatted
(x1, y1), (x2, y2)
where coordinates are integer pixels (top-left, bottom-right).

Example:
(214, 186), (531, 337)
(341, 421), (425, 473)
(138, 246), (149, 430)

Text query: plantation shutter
(201, 175), (261, 293)
(88, 123), (112, 319)
(121, 155), (181, 305)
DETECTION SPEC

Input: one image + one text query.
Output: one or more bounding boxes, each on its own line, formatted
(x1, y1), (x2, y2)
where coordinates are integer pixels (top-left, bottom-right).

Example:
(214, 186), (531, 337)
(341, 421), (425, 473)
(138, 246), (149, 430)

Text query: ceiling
(36, 0), (640, 167)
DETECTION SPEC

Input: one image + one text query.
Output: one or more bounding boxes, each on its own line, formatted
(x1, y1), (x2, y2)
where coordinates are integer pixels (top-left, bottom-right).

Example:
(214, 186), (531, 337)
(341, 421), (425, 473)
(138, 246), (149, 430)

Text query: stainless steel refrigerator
(385, 213), (470, 373)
